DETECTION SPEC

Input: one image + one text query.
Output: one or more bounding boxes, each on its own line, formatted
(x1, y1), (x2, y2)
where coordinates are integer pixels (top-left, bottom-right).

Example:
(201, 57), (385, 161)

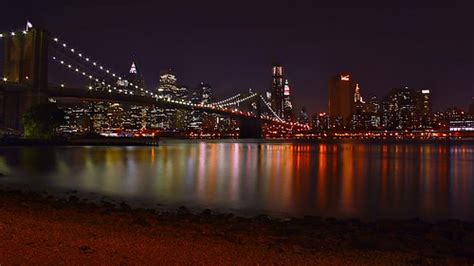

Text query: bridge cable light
(51, 56), (156, 97)
(50, 37), (194, 101)
(49, 35), (159, 96)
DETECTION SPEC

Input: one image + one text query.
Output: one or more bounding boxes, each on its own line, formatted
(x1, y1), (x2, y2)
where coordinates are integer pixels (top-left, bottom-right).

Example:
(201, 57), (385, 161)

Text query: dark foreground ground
(0, 190), (473, 265)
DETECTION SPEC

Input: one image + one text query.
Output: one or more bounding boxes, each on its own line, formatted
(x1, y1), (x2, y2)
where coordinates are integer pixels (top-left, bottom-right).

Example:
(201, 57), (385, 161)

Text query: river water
(0, 140), (473, 221)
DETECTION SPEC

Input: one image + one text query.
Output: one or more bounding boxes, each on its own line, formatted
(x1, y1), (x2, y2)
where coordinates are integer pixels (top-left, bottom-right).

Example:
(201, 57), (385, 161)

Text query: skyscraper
(127, 61), (147, 96)
(328, 73), (357, 122)
(174, 85), (189, 131)
(116, 61), (147, 96)
(354, 83), (365, 104)
(298, 107), (310, 124)
(283, 79), (294, 121)
(381, 87), (432, 129)
(271, 64), (285, 118)
(124, 61), (149, 130)
(200, 82), (213, 104)
(157, 69), (178, 100)
(188, 82), (213, 130)
(417, 89), (432, 115)
(154, 69), (180, 130)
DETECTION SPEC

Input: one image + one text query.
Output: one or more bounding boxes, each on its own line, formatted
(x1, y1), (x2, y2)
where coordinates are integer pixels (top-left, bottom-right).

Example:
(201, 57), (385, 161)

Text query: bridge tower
(1, 28), (49, 130)
(238, 93), (262, 138)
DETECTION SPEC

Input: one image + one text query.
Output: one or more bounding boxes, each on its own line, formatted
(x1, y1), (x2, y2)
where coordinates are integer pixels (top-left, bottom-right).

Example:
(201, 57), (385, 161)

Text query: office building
(328, 73), (357, 123)
(283, 79), (294, 121)
(154, 69), (179, 130)
(381, 87), (432, 130)
(271, 64), (285, 118)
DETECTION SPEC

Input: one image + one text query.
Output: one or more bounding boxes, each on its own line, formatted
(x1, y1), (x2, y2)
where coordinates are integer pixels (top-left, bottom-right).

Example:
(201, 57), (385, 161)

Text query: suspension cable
(211, 94), (241, 106)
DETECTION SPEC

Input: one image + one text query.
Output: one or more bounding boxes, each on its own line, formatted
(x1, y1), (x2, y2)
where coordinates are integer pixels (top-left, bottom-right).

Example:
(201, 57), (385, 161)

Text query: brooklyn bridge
(0, 27), (309, 138)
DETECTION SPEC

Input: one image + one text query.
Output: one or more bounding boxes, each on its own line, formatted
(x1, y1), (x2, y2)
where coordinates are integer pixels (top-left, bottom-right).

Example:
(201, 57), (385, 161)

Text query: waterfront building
(431, 108), (465, 130)
(271, 64), (285, 118)
(449, 120), (474, 132)
(351, 96), (382, 130)
(126, 104), (148, 130)
(59, 102), (92, 134)
(443, 107), (467, 121)
(201, 82), (212, 104)
(110, 62), (149, 130)
(106, 103), (125, 130)
(154, 69), (180, 130)
(174, 85), (189, 131)
(188, 86), (203, 130)
(328, 73), (357, 124)
(188, 82), (213, 131)
(418, 89), (432, 115)
(175, 85), (188, 102)
(330, 116), (345, 130)
(311, 112), (331, 131)
(298, 107), (310, 125)
(381, 87), (432, 130)
(126, 61), (148, 96)
(283, 79), (294, 121)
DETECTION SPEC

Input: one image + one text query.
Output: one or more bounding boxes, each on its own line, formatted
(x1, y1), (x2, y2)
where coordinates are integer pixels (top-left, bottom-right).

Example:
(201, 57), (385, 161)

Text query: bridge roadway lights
(239, 117), (262, 138)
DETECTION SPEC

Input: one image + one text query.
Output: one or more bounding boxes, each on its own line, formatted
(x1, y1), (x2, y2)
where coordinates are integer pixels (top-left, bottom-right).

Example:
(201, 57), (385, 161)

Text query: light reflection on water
(0, 140), (473, 221)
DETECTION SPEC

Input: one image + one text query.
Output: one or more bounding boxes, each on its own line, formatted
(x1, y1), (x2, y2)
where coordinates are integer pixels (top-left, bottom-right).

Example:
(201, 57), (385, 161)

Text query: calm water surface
(0, 140), (473, 221)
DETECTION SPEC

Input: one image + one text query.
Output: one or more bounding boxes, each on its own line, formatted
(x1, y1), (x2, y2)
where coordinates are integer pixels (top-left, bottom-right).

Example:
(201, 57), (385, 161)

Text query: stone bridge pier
(0, 28), (49, 130)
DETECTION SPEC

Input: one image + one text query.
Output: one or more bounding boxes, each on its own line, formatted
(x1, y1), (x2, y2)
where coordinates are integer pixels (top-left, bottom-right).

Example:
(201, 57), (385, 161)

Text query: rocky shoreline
(0, 189), (473, 264)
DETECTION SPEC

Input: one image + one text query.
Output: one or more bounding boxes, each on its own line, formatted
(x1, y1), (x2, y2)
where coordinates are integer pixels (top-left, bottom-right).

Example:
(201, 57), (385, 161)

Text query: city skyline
(1, 0), (472, 114)
(1, 24), (472, 136)
(1, 2), (474, 264)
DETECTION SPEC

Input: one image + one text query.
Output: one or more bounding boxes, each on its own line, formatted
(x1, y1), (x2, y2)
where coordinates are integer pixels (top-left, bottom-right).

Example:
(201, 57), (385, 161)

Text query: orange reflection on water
(1, 141), (473, 221)
(340, 144), (355, 216)
(316, 144), (328, 209)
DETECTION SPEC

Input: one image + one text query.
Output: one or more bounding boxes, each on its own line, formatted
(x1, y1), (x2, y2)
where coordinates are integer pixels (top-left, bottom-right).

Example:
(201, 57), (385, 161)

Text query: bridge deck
(0, 83), (265, 121)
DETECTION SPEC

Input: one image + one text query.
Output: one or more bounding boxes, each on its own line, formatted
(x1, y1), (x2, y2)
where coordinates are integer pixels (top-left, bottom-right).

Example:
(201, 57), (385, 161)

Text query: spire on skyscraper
(354, 83), (365, 103)
(129, 62), (137, 74)
(284, 79), (290, 96)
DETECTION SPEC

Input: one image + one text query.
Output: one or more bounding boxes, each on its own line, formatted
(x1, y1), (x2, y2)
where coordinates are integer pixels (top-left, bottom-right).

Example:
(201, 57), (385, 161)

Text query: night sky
(2, 0), (473, 114)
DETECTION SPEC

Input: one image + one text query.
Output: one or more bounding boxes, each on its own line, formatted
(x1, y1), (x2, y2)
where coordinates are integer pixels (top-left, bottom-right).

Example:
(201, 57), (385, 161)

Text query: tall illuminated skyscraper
(328, 73), (357, 122)
(153, 69), (180, 130)
(116, 61), (148, 96)
(157, 69), (178, 99)
(381, 87), (432, 129)
(271, 64), (285, 118)
(418, 89), (432, 115)
(122, 61), (148, 129)
(283, 79), (294, 121)
(188, 82), (213, 130)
